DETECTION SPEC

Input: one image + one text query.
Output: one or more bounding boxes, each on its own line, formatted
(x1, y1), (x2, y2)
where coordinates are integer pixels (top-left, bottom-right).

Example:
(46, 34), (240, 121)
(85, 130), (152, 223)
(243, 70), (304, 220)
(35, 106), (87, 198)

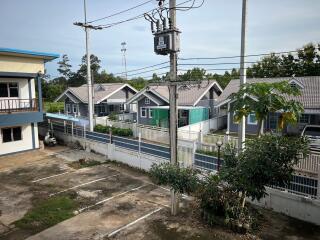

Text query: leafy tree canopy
(231, 81), (304, 135)
(221, 134), (309, 202)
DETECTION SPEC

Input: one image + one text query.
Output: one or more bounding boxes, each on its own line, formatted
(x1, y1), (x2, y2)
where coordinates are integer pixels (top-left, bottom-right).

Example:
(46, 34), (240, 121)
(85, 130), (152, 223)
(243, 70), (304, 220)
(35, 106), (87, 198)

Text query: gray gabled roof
(55, 83), (137, 104)
(127, 80), (222, 106)
(216, 76), (320, 112)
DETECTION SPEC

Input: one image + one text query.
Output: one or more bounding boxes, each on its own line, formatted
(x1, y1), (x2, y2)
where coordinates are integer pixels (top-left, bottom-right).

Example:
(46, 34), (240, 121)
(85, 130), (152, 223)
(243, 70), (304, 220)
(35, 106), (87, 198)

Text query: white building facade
(0, 48), (59, 156)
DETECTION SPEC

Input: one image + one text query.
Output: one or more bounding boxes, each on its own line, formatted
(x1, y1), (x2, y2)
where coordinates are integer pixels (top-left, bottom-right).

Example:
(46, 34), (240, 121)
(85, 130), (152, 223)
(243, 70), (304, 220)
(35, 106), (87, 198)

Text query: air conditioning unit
(153, 30), (180, 55)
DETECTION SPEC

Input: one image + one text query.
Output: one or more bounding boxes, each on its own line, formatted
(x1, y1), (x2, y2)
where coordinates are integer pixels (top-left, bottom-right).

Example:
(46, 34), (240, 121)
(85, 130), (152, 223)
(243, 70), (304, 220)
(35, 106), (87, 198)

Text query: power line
(113, 61), (170, 75)
(178, 61), (256, 66)
(125, 65), (170, 77)
(88, 0), (154, 23)
(178, 50), (300, 61)
(97, 0), (194, 29)
(128, 71), (169, 80)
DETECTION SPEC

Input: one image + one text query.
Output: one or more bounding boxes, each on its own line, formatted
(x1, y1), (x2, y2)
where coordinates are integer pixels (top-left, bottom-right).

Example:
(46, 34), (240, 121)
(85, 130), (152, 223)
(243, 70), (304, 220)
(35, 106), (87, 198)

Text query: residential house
(126, 80), (223, 127)
(215, 76), (320, 135)
(55, 83), (138, 117)
(0, 48), (59, 156)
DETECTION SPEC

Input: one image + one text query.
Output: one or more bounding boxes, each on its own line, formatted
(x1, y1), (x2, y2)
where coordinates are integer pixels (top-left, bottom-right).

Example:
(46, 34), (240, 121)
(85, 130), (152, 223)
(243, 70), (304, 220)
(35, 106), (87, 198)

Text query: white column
(226, 102), (231, 135)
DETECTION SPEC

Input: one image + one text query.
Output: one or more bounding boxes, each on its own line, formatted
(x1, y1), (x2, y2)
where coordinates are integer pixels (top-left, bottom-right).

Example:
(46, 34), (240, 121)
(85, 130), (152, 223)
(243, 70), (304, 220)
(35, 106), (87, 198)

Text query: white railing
(295, 153), (320, 175)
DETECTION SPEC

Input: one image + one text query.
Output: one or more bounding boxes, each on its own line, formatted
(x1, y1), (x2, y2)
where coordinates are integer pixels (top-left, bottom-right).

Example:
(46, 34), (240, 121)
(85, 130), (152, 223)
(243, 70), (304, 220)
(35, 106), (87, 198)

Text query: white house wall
(0, 123), (38, 155)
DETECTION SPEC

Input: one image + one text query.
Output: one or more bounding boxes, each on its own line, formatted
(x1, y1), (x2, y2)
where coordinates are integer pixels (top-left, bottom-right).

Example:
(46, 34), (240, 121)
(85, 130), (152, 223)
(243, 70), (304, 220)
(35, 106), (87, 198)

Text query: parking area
(0, 148), (172, 240)
(1, 148), (320, 240)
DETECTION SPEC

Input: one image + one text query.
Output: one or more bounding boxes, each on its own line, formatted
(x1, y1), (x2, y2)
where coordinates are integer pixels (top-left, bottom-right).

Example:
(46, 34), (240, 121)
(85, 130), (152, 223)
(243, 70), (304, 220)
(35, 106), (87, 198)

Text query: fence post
(192, 141), (196, 168)
(71, 121), (74, 139)
(138, 132), (142, 169)
(198, 130), (203, 143)
(64, 121), (66, 134)
(83, 124), (86, 139)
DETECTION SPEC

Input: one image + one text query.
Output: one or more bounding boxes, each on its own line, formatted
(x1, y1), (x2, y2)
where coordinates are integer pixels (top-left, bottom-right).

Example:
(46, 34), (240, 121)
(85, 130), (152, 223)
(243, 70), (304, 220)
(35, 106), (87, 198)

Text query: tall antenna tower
(121, 42), (127, 80)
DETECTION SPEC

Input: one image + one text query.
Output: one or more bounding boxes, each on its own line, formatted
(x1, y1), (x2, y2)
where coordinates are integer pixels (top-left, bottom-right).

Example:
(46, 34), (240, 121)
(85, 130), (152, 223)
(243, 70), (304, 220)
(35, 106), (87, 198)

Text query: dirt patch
(67, 159), (104, 169)
(108, 200), (320, 240)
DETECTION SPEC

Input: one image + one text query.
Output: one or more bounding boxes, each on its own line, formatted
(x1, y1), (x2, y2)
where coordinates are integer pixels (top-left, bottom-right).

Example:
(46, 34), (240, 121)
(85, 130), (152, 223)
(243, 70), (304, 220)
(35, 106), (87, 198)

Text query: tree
(78, 54), (101, 79)
(179, 68), (207, 81)
(149, 162), (199, 215)
(247, 43), (320, 78)
(57, 54), (72, 79)
(231, 81), (304, 136)
(129, 77), (147, 90)
(221, 134), (309, 208)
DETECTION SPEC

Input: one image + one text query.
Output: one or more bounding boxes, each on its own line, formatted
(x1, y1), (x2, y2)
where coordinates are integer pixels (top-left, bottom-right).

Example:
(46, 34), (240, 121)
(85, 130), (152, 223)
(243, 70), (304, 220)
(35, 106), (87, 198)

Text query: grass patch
(44, 102), (64, 113)
(67, 159), (104, 169)
(14, 196), (78, 233)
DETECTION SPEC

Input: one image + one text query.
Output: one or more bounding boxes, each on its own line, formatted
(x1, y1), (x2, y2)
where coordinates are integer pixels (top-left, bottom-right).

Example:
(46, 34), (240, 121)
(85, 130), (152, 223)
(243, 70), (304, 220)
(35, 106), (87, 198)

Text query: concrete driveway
(0, 147), (170, 240)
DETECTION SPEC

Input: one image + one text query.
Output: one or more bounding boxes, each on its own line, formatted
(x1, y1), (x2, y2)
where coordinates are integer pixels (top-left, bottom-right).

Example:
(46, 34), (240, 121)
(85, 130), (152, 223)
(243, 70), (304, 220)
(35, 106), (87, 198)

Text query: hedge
(94, 124), (133, 137)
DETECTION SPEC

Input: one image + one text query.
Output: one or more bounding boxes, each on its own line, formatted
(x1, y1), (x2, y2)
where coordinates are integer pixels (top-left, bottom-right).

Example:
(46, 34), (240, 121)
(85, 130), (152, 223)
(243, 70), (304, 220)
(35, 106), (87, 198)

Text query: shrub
(109, 112), (118, 121)
(94, 124), (108, 133)
(149, 162), (199, 195)
(94, 124), (133, 137)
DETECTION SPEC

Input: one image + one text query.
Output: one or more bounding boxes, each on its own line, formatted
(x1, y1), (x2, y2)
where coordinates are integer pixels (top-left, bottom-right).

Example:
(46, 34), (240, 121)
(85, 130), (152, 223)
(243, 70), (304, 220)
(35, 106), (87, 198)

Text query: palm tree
(231, 81), (304, 136)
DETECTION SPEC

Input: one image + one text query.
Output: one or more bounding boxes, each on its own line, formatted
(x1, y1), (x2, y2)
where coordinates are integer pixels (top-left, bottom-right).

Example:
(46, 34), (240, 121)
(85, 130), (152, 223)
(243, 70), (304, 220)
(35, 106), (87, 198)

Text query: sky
(1, 0), (320, 79)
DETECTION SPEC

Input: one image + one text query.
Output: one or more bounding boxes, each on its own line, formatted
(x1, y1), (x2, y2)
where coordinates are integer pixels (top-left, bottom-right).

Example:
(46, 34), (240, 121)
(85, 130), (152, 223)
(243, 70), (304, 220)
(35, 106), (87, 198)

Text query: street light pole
(238, 0), (248, 150)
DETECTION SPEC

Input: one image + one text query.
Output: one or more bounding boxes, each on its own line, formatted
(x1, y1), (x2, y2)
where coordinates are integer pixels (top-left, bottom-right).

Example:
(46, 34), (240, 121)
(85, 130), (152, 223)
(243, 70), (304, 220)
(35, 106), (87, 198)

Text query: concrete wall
(0, 55), (45, 74)
(39, 127), (168, 171)
(179, 116), (227, 135)
(0, 123), (39, 156)
(253, 187), (320, 225)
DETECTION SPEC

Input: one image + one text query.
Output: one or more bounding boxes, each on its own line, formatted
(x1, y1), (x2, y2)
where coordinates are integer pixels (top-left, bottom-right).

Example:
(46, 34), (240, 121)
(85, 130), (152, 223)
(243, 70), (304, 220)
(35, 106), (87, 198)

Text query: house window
(149, 109), (153, 118)
(100, 105), (106, 113)
(1, 127), (22, 143)
(0, 83), (19, 97)
(109, 105), (114, 112)
(269, 113), (278, 129)
(66, 104), (71, 113)
(247, 113), (257, 125)
(299, 114), (310, 124)
(145, 98), (150, 105)
(120, 104), (124, 111)
(72, 104), (77, 113)
(141, 107), (147, 118)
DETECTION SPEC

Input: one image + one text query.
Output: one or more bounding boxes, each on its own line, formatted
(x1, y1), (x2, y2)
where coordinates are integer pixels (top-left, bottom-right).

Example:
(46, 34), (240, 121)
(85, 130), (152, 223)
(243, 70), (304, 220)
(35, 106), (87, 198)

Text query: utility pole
(169, 0), (179, 216)
(74, 0), (102, 132)
(238, 0), (247, 150)
(121, 42), (128, 80)
(145, 0), (180, 215)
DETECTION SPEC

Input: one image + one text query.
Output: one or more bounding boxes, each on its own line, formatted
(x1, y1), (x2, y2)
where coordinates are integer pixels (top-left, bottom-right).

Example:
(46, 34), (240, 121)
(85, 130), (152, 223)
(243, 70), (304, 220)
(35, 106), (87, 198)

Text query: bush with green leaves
(94, 124), (133, 137)
(109, 112), (118, 121)
(221, 134), (309, 204)
(197, 174), (252, 231)
(149, 162), (199, 195)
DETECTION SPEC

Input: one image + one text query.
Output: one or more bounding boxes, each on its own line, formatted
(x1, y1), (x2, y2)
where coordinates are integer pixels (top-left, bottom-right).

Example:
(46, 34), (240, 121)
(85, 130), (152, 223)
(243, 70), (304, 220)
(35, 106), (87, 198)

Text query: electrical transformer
(153, 29), (180, 55)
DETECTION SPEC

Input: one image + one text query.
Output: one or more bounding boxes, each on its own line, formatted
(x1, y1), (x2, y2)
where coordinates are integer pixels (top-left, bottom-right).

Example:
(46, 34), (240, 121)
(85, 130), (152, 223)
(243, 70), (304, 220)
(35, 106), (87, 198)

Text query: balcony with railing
(0, 98), (38, 114)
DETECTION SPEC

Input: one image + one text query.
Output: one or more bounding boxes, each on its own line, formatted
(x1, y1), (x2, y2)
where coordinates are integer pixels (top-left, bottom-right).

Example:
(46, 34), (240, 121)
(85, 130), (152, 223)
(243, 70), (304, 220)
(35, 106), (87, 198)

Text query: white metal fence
(295, 153), (320, 175)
